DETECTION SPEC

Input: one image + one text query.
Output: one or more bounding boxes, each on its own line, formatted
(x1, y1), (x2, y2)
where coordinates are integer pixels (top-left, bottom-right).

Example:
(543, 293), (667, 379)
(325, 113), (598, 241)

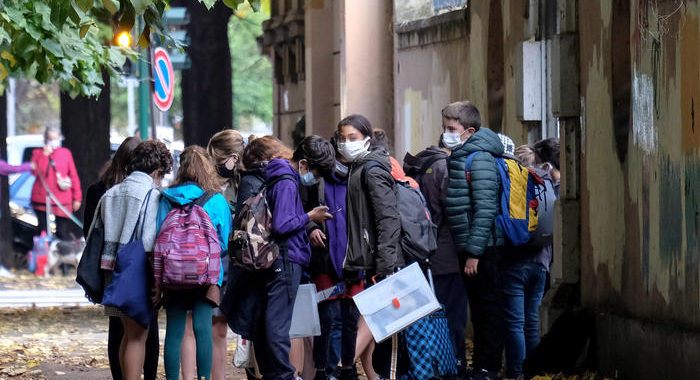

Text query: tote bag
(76, 200), (105, 303)
(102, 189), (155, 328)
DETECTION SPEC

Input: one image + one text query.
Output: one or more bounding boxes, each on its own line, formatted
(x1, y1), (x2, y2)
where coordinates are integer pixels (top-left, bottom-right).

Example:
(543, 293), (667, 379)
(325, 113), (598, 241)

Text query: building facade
(264, 1), (700, 378)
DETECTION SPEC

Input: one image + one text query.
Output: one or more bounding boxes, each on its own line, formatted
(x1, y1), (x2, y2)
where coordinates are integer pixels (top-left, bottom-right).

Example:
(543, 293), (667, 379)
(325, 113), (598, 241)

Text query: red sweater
(30, 147), (82, 218)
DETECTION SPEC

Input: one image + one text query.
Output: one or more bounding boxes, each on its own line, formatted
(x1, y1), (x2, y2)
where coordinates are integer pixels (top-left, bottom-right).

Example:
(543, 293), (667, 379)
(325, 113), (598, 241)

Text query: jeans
(502, 261), (547, 378)
(464, 250), (504, 373)
(433, 273), (469, 370)
(255, 257), (302, 380)
(314, 298), (360, 373)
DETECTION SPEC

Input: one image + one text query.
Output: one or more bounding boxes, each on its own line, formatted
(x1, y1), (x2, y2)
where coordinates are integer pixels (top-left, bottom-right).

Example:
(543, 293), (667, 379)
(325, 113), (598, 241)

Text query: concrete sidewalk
(0, 288), (90, 308)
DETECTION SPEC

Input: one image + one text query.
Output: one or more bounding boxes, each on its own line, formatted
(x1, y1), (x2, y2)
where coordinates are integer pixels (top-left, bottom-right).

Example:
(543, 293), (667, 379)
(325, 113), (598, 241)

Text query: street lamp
(115, 30), (132, 48)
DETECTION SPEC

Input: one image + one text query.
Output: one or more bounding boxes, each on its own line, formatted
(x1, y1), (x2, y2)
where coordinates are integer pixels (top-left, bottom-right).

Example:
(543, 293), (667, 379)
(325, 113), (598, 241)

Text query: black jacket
(404, 147), (459, 276)
(344, 149), (402, 276)
(235, 166), (266, 213)
(82, 181), (107, 238)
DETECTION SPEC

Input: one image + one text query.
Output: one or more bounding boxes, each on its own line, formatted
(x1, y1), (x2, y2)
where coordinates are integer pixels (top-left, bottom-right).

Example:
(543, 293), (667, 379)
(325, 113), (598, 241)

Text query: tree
(229, 8), (272, 128)
(0, 92), (10, 266)
(179, 0), (233, 146)
(0, 0), (263, 99)
(60, 70), (111, 223)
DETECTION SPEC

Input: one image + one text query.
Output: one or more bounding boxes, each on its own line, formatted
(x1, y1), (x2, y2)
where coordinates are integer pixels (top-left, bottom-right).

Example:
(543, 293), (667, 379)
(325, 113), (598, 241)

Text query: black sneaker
(339, 367), (359, 380)
(314, 369), (328, 380)
(473, 369), (502, 380)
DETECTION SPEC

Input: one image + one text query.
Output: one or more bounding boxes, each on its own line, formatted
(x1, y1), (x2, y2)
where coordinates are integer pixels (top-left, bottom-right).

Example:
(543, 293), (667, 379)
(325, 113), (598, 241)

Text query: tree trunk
(60, 71), (111, 226)
(180, 0), (233, 147)
(0, 92), (11, 267)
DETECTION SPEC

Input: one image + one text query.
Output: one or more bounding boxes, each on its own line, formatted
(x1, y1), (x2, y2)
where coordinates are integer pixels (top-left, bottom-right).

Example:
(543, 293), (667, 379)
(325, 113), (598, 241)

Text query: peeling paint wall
(580, 0), (700, 329)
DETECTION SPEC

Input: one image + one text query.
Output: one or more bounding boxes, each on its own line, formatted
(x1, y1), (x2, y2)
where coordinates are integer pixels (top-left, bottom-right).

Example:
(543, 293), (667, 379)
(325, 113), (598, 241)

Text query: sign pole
(137, 16), (151, 140)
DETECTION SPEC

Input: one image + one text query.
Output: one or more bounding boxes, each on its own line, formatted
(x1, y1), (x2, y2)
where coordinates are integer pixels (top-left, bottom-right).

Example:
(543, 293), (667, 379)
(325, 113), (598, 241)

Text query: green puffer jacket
(446, 128), (505, 257)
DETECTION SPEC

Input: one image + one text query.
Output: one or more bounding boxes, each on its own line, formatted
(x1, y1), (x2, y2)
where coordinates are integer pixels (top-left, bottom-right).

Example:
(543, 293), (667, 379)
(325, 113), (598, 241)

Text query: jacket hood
(265, 158), (298, 182)
(241, 163), (266, 177)
(452, 128), (504, 158)
(355, 149), (392, 171)
(403, 146), (447, 176)
(161, 183), (206, 206)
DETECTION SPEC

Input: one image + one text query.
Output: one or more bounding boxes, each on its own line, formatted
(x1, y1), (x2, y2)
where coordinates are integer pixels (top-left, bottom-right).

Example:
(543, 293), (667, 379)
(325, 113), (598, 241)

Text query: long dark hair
(337, 114), (373, 139)
(100, 136), (141, 188)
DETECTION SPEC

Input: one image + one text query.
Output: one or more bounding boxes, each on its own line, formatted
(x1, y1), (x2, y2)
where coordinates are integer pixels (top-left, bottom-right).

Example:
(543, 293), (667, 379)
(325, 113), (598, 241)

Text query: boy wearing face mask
(31, 126), (83, 242)
(443, 101), (507, 380)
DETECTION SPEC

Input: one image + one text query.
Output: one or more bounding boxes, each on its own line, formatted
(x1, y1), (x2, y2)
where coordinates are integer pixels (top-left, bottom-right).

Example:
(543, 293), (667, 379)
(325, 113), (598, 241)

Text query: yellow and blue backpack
(465, 152), (543, 246)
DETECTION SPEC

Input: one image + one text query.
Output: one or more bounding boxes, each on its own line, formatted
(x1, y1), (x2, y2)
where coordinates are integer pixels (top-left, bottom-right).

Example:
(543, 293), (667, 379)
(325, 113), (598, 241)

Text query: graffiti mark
(632, 68), (658, 154)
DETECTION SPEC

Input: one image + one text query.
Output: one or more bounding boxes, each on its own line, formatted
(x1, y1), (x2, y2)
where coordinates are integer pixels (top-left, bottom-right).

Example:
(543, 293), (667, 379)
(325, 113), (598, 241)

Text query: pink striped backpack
(154, 192), (221, 289)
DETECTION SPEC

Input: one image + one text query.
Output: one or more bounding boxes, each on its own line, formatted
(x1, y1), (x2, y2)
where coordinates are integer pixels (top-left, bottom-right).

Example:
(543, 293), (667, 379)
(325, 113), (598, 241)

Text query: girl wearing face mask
(244, 135), (335, 380)
(338, 114), (402, 380)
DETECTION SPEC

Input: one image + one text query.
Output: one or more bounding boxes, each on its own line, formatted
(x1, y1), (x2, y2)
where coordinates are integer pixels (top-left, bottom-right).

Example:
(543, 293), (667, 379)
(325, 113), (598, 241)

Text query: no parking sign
(152, 47), (174, 111)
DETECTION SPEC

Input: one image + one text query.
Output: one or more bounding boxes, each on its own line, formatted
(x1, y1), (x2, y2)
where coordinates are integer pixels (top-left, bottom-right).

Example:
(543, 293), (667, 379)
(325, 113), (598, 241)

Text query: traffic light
(161, 7), (190, 70)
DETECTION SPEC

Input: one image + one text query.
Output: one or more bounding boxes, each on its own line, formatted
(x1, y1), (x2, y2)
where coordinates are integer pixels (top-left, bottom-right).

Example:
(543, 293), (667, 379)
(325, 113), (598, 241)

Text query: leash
(35, 170), (84, 230)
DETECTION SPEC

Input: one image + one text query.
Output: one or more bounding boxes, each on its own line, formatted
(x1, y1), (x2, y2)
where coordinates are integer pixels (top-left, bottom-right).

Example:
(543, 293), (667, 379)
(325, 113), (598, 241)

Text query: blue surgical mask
(334, 161), (349, 176)
(300, 170), (319, 186)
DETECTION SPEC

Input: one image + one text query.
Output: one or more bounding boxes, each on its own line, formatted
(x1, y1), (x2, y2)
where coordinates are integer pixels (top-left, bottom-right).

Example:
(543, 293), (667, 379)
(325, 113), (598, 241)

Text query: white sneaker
(0, 266), (14, 278)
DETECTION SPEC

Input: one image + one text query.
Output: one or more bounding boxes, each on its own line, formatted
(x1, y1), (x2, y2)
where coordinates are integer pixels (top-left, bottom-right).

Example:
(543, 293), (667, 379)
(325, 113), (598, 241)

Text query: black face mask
(217, 164), (236, 179)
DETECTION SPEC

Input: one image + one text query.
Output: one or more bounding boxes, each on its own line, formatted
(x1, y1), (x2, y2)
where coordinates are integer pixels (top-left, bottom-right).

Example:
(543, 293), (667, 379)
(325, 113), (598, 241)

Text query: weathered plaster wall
(579, 0), (700, 377)
(579, 0), (700, 324)
(393, 0), (531, 162)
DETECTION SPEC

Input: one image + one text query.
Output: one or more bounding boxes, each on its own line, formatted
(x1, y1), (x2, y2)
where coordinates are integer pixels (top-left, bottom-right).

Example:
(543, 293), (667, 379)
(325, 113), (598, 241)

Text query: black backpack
(362, 161), (438, 265)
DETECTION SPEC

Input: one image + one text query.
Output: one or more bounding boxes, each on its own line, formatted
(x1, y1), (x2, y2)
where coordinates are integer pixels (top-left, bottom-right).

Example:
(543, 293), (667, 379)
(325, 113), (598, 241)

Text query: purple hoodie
(323, 173), (348, 279)
(265, 159), (312, 267)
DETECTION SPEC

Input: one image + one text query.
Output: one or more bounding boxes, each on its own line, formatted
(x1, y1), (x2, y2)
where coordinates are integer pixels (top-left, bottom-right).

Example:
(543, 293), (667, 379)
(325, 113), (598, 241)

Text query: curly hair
(242, 136), (293, 170)
(292, 135), (335, 177)
(172, 145), (221, 193)
(128, 140), (173, 177)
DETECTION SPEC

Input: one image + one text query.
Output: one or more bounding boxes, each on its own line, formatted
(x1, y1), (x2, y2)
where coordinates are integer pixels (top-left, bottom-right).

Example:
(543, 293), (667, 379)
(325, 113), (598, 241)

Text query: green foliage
(0, 0), (263, 98)
(229, 9), (272, 127)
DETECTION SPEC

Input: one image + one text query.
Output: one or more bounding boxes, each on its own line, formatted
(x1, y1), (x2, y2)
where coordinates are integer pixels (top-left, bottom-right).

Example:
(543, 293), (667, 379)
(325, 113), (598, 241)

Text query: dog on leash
(45, 237), (85, 276)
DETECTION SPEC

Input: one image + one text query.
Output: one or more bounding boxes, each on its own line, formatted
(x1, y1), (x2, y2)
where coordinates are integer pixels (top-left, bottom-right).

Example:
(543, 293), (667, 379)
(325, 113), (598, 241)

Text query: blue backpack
(465, 152), (543, 246)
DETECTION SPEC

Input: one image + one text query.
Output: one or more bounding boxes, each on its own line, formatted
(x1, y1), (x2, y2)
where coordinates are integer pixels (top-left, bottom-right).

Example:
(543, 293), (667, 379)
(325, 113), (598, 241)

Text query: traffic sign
(152, 47), (175, 111)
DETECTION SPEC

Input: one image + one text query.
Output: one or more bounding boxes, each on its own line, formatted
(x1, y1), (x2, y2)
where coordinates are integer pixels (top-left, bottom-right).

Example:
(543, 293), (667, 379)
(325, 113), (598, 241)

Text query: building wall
(393, 0), (532, 161)
(578, 0), (700, 377)
(394, 0), (700, 378)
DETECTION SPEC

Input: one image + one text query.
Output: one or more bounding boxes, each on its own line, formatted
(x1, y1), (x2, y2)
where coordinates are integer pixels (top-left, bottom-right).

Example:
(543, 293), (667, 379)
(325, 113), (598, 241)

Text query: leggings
(164, 300), (213, 380)
(107, 315), (159, 380)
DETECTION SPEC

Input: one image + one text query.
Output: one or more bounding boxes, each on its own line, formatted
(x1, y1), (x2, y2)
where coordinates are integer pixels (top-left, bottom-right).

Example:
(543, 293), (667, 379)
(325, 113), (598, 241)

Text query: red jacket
(31, 147), (82, 218)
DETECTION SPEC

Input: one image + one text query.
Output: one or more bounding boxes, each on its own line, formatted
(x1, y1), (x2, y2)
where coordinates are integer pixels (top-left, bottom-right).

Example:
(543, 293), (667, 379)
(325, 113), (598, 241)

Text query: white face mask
(49, 139), (61, 149)
(338, 137), (370, 162)
(442, 132), (465, 150)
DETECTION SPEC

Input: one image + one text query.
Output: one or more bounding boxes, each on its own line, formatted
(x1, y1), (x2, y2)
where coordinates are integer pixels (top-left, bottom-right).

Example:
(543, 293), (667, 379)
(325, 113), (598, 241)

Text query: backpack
(229, 175), (293, 271)
(403, 152), (447, 192)
(465, 152), (543, 246)
(154, 191), (221, 289)
(362, 161), (438, 264)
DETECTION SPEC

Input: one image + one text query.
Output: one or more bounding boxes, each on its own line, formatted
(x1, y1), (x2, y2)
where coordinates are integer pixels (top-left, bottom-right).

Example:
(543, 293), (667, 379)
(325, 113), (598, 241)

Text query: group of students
(82, 99), (560, 380)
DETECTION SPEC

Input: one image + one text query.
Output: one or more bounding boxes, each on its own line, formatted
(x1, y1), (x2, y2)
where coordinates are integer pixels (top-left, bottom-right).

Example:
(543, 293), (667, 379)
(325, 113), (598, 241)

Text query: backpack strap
(419, 154), (446, 176)
(193, 191), (217, 208)
(266, 174), (296, 191)
(464, 151), (481, 183)
(361, 160), (392, 189)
